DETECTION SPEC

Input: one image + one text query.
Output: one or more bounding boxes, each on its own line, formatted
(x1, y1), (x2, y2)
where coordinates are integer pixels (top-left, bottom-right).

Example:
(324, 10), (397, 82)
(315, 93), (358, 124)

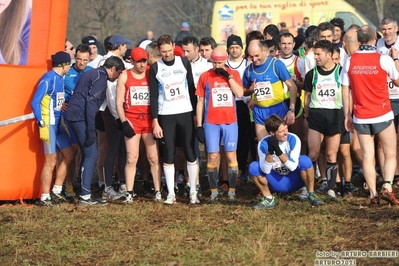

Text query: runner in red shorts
(116, 47), (161, 203)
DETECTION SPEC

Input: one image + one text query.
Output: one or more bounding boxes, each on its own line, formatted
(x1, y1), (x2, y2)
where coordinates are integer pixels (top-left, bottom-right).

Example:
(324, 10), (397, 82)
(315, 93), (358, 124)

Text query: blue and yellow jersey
(31, 70), (65, 126)
(243, 57), (291, 107)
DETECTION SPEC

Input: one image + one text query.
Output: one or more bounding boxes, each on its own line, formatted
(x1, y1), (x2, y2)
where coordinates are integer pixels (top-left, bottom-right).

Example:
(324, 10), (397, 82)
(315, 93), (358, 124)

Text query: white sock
(41, 193), (50, 201)
(163, 164), (175, 196)
(187, 160), (198, 194)
(52, 185), (63, 194)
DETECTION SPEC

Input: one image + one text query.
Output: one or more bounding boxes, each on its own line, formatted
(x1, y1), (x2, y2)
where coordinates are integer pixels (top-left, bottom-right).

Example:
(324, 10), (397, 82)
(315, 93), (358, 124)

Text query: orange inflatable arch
(0, 0), (69, 200)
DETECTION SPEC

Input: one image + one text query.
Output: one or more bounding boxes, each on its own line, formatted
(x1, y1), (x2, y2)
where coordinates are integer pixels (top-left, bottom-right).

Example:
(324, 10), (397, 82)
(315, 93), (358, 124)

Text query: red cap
(174, 46), (184, 57)
(131, 47), (148, 61)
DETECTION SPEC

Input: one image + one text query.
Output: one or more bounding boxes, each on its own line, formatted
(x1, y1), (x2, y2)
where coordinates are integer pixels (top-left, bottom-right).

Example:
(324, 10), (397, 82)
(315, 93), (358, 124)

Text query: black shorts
(308, 108), (344, 136)
(392, 99), (399, 132)
(340, 130), (350, 144)
(95, 111), (105, 132)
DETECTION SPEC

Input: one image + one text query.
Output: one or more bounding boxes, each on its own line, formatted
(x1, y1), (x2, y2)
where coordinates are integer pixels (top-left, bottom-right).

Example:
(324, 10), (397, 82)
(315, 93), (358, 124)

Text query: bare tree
(375, 0), (386, 22)
(150, 0), (215, 39)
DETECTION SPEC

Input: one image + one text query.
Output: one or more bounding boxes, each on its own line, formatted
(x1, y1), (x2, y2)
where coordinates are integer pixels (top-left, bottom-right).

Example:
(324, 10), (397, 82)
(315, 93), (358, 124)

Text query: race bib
(255, 81), (273, 101)
(272, 159), (290, 176)
(164, 84), (186, 102)
(315, 83), (338, 104)
(211, 87), (233, 107)
(55, 92), (65, 111)
(130, 86), (150, 106)
(388, 79), (399, 96)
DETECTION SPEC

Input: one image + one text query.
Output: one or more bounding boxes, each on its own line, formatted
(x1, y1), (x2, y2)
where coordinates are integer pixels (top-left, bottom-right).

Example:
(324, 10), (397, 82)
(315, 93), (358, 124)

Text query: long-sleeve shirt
(258, 133), (301, 175)
(31, 70), (64, 125)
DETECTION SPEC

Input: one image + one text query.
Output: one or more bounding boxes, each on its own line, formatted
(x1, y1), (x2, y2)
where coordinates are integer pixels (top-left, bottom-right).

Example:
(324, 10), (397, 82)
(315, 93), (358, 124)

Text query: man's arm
(182, 57), (197, 114)
(196, 97), (205, 127)
(303, 70), (314, 119)
(31, 79), (48, 122)
(229, 71), (244, 98)
(116, 71), (127, 122)
(149, 63), (163, 139)
(282, 78), (297, 125)
(149, 63), (159, 120)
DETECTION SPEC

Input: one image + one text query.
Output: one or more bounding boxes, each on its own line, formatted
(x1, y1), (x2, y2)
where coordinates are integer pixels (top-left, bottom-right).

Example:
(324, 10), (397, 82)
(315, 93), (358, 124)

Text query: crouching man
(249, 114), (323, 209)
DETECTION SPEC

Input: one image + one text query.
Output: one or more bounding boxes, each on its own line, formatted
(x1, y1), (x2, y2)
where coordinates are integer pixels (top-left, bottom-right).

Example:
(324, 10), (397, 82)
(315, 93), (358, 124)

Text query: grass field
(1, 179), (399, 266)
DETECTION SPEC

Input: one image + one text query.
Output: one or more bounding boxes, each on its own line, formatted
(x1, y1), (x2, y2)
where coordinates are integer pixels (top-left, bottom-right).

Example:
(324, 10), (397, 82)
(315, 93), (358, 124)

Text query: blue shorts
(253, 102), (287, 125)
(248, 155), (312, 193)
(43, 117), (72, 154)
(204, 122), (238, 152)
(64, 118), (77, 144)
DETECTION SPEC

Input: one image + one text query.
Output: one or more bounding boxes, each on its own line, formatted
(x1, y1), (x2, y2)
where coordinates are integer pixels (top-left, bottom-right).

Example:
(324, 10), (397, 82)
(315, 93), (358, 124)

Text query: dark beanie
(330, 18), (344, 32)
(227, 35), (243, 48)
(51, 51), (71, 67)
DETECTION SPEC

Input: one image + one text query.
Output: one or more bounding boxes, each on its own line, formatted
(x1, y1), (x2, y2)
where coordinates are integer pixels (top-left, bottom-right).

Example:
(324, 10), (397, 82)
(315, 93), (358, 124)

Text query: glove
(197, 126), (205, 143)
(85, 130), (96, 147)
(214, 68), (230, 78)
(268, 135), (283, 156)
(267, 142), (274, 155)
(39, 122), (50, 144)
(122, 121), (136, 138)
(116, 118), (123, 131)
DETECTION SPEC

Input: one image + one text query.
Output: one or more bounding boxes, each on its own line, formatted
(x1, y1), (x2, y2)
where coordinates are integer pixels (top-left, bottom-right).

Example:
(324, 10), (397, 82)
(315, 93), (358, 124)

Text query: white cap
(139, 40), (152, 49)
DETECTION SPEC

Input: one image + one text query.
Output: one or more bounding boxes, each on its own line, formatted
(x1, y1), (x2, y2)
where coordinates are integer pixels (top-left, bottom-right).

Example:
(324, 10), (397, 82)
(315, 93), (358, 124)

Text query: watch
(228, 75), (233, 80)
(38, 120), (45, 128)
(394, 58), (399, 61)
(288, 108), (295, 113)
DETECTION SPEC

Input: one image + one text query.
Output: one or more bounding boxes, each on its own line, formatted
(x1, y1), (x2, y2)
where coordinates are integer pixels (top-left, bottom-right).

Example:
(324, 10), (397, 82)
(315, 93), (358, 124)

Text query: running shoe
(164, 194), (176, 205)
(102, 186), (124, 201)
(326, 189), (338, 201)
(190, 192), (200, 204)
(123, 192), (133, 204)
(298, 187), (309, 201)
(50, 191), (74, 204)
(207, 192), (219, 204)
(369, 196), (380, 207)
(227, 192), (238, 204)
(79, 196), (108, 206)
(308, 193), (324, 206)
(154, 191), (162, 202)
(119, 183), (127, 194)
(380, 188), (399, 205)
(36, 198), (59, 207)
(346, 183), (358, 193)
(316, 181), (328, 194)
(252, 196), (276, 210)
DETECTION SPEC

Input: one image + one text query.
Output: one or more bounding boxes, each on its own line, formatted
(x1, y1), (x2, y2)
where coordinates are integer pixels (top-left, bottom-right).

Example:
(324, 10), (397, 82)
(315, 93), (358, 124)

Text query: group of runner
(31, 15), (399, 208)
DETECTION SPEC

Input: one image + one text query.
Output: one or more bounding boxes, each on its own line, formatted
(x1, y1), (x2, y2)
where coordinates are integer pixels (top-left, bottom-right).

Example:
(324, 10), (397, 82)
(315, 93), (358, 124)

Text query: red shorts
(126, 113), (152, 134)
